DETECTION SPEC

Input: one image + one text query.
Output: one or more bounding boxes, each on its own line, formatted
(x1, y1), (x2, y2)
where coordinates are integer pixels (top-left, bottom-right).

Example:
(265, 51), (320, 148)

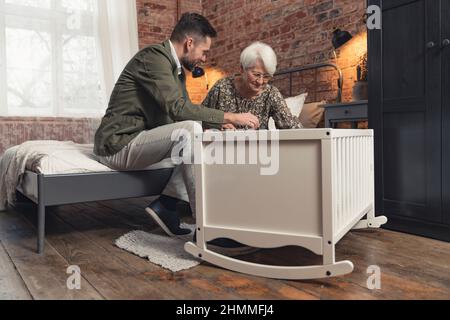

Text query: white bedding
(32, 142), (114, 174)
(0, 140), (176, 211)
(0, 141), (113, 211)
(2, 141), (113, 174)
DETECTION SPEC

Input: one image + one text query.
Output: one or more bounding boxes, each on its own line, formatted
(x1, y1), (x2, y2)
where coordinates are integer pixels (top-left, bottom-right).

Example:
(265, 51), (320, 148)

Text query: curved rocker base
(185, 242), (354, 280)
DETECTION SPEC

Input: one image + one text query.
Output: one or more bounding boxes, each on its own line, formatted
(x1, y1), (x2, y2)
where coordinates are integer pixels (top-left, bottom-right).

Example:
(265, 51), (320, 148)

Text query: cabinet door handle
(426, 41), (436, 49)
(443, 39), (450, 48)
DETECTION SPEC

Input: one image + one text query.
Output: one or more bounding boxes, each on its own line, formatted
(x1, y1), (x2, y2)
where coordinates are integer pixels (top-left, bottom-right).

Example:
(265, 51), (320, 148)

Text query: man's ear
(185, 37), (194, 51)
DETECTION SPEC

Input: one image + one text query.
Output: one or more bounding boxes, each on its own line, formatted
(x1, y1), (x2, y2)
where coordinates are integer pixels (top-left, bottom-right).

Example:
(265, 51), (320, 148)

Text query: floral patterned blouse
(201, 76), (303, 129)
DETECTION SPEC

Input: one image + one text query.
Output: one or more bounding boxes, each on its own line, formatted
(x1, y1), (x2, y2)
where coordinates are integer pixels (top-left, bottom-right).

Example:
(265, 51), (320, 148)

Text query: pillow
(285, 92), (308, 116)
(268, 92), (308, 130)
(299, 100), (327, 128)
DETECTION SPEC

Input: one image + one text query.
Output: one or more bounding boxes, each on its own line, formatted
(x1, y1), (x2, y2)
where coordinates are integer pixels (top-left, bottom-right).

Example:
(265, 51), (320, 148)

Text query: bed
(4, 142), (174, 254)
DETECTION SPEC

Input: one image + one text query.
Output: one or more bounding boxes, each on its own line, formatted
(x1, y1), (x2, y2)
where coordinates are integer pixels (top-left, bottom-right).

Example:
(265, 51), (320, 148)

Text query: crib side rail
(331, 134), (375, 237)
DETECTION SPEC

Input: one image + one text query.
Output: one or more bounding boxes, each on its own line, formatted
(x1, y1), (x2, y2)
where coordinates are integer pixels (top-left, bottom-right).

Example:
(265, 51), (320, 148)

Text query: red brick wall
(136, 0), (202, 48)
(202, 0), (367, 104)
(0, 117), (101, 155)
(136, 0), (211, 104)
(136, 0), (368, 104)
(137, 0), (366, 102)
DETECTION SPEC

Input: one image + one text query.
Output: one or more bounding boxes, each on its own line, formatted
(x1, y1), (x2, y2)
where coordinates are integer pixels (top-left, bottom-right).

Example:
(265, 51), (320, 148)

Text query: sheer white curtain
(0, 0), (139, 117)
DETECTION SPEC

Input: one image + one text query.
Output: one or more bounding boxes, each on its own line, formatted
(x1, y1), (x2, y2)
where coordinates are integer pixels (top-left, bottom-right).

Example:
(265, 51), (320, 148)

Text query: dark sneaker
(193, 232), (259, 257)
(145, 199), (191, 237)
(176, 200), (194, 217)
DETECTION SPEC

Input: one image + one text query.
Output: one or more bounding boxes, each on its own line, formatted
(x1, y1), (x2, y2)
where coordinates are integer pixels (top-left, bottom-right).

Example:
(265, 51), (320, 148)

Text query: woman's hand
(224, 112), (260, 129)
(221, 123), (236, 130)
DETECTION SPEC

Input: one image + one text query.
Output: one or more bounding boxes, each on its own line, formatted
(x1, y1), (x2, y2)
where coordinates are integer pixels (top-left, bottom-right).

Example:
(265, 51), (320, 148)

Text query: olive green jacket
(94, 40), (224, 157)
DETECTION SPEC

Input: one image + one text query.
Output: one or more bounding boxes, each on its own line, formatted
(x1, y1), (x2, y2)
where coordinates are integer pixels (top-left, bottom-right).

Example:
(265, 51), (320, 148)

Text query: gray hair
(240, 42), (278, 76)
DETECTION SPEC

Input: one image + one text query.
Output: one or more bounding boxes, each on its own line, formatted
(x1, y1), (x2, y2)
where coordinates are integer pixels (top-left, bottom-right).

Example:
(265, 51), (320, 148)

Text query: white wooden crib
(185, 128), (387, 280)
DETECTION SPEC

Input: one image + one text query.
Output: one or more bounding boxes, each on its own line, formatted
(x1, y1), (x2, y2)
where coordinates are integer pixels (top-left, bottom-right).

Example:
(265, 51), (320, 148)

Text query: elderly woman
(202, 42), (303, 130)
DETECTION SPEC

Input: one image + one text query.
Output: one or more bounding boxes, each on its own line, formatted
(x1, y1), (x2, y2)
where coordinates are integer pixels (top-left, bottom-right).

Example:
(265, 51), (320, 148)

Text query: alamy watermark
(67, 265), (81, 290)
(366, 5), (382, 30)
(366, 265), (381, 290)
(170, 125), (280, 176)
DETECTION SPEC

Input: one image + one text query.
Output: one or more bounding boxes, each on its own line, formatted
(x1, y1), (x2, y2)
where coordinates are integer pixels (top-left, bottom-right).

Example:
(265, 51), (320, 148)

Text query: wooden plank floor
(1, 197), (450, 300)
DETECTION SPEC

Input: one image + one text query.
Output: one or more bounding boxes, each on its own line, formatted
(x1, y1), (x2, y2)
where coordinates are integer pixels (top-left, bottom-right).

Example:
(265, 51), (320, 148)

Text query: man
(94, 13), (259, 240)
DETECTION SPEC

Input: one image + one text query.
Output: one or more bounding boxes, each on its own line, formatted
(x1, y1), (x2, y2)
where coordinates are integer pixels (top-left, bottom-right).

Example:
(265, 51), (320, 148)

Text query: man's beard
(180, 56), (196, 72)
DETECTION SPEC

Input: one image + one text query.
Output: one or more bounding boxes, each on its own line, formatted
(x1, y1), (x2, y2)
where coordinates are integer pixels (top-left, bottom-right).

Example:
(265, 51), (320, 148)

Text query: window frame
(0, 0), (106, 117)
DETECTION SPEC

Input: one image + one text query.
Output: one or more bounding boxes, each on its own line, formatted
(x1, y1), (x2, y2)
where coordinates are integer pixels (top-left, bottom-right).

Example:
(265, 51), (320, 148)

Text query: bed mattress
(0, 141), (174, 207)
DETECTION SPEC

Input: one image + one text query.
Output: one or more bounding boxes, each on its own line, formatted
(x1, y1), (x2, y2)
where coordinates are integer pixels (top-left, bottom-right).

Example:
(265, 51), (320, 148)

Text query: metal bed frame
(14, 63), (344, 255)
(16, 169), (173, 254)
(273, 62), (343, 103)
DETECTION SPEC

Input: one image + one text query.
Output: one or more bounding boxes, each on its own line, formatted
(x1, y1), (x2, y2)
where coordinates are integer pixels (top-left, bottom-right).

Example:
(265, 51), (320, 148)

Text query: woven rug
(115, 224), (201, 272)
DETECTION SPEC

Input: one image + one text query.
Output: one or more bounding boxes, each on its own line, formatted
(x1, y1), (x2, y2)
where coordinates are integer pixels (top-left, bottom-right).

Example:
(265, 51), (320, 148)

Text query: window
(0, 0), (138, 117)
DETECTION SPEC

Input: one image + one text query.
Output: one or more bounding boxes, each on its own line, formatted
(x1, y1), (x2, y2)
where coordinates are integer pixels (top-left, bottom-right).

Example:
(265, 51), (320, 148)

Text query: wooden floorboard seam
(0, 239), (34, 300)
(92, 201), (332, 299)
(78, 201), (321, 299)
(14, 207), (107, 300)
(4, 199), (450, 299)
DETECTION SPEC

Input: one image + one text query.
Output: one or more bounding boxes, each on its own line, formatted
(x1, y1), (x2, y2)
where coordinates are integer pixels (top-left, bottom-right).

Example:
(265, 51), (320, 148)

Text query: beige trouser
(97, 121), (198, 215)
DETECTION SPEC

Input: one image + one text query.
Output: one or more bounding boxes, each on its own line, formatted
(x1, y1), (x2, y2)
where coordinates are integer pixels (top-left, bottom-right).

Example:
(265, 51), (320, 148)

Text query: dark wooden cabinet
(442, 0), (450, 226)
(369, 0), (450, 241)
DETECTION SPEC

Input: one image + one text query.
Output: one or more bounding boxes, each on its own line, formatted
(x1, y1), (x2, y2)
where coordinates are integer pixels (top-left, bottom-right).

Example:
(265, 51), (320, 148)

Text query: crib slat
(341, 140), (344, 230)
(350, 137), (354, 219)
(343, 137), (346, 229)
(350, 137), (353, 216)
(344, 137), (348, 228)
(370, 138), (374, 205)
(363, 138), (366, 211)
(356, 137), (363, 210)
(362, 137), (365, 206)
(356, 137), (359, 212)
(344, 138), (351, 221)
(348, 137), (351, 219)
(360, 137), (364, 207)
(335, 138), (338, 231)
(339, 138), (343, 232)
(364, 137), (368, 205)
(332, 138), (337, 233)
(367, 137), (370, 204)
(337, 138), (341, 233)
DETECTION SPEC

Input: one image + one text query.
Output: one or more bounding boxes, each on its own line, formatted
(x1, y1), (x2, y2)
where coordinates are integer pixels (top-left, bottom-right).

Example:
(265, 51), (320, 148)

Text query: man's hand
(224, 112), (260, 129)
